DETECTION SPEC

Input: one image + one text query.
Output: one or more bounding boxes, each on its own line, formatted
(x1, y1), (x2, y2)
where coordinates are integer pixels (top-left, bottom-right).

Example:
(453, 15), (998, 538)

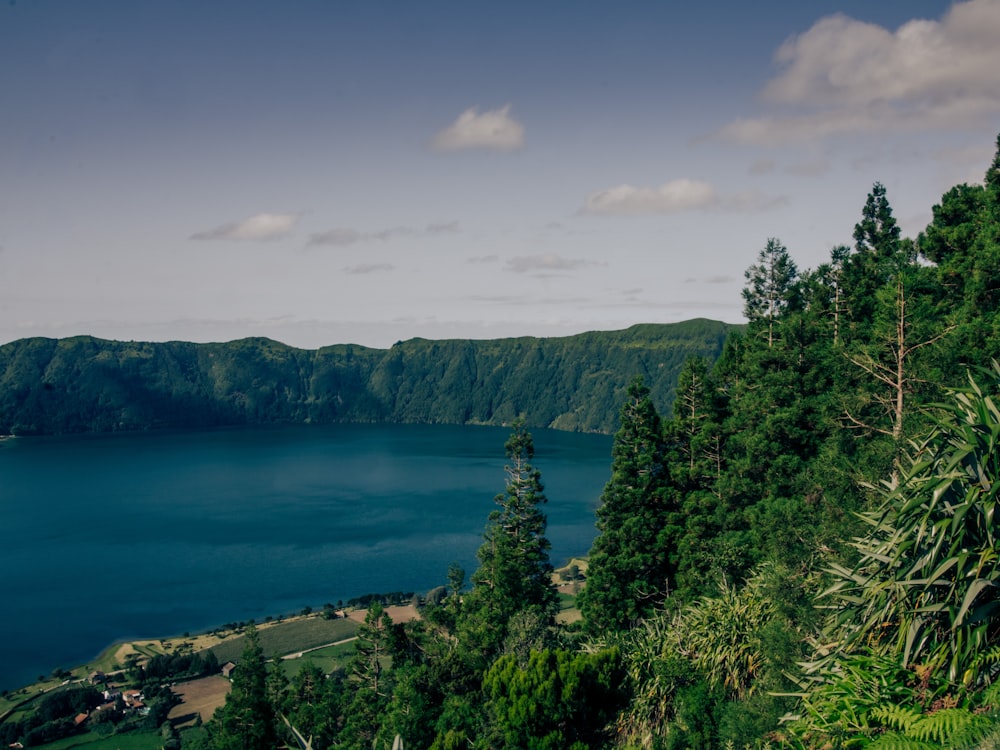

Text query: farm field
(168, 676), (231, 728)
(206, 616), (360, 664)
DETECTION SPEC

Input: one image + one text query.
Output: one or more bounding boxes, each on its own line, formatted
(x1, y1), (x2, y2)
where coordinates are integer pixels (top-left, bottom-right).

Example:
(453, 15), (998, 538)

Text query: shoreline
(1, 559), (587, 703)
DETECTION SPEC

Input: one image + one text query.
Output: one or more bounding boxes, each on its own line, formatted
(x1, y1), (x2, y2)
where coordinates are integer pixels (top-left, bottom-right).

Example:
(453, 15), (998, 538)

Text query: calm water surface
(0, 423), (611, 690)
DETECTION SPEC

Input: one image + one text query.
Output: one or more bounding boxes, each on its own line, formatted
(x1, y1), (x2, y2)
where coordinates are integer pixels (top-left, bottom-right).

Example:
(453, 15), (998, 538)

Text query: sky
(1, 0), (999, 350)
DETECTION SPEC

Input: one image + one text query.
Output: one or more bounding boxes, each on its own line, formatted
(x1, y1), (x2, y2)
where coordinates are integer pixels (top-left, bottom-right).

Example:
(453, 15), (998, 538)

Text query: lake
(0, 423), (612, 690)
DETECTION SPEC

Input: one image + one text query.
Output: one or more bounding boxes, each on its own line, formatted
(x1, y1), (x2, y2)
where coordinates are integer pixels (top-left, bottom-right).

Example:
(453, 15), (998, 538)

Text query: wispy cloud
(717, 0), (1000, 144)
(504, 253), (593, 274)
(583, 179), (786, 216)
(467, 255), (500, 264)
(343, 263), (394, 275)
(190, 213), (300, 241)
(308, 222), (459, 247)
(584, 179), (717, 215)
(432, 105), (525, 151)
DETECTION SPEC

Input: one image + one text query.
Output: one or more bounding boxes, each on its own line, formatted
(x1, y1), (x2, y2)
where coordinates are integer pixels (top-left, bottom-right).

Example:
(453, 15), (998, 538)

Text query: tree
(479, 648), (626, 750)
(580, 376), (679, 632)
(460, 418), (559, 658)
(742, 237), (798, 348)
(841, 181), (905, 335)
(339, 601), (395, 749)
(207, 624), (280, 750)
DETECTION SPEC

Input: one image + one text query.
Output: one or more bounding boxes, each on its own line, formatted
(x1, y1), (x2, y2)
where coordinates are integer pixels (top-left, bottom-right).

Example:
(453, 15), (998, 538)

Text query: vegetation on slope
(8, 133), (1000, 750)
(0, 319), (734, 436)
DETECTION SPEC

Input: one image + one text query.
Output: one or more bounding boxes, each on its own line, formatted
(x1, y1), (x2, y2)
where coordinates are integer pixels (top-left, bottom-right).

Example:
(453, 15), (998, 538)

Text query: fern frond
(867, 732), (937, 750)
(872, 703), (922, 732)
(909, 707), (991, 745)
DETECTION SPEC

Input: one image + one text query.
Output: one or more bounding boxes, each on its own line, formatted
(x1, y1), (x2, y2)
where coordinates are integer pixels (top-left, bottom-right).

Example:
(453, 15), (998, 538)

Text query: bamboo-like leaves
(817, 366), (1000, 686)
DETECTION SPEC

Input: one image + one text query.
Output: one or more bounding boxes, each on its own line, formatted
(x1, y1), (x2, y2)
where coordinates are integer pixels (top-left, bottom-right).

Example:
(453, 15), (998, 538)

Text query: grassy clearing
(1, 680), (82, 723)
(556, 591), (583, 625)
(28, 730), (162, 750)
(278, 641), (357, 678)
(207, 616), (359, 664)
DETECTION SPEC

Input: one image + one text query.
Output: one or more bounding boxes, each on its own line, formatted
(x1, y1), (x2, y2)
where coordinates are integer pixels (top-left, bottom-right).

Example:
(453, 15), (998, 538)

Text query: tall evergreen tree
(742, 237), (798, 348)
(842, 181), (905, 335)
(339, 601), (395, 749)
(460, 418), (558, 658)
(207, 624), (280, 750)
(580, 376), (679, 632)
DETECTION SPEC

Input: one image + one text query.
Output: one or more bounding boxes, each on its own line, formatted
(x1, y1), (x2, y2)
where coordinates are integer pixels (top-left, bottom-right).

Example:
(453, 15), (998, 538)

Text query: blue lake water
(0, 423), (612, 690)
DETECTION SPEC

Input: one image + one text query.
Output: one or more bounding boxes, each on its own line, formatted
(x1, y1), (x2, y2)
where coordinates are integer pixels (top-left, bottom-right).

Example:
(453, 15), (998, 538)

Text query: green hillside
(0, 318), (735, 436)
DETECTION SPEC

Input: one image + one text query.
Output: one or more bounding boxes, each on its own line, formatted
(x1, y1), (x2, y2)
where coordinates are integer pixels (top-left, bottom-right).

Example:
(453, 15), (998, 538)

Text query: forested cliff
(0, 319), (734, 436)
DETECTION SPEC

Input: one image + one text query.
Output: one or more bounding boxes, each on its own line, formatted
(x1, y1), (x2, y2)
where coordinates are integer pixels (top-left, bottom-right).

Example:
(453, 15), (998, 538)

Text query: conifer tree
(580, 376), (679, 632)
(742, 237), (798, 348)
(339, 601), (395, 749)
(207, 624), (280, 750)
(460, 418), (558, 658)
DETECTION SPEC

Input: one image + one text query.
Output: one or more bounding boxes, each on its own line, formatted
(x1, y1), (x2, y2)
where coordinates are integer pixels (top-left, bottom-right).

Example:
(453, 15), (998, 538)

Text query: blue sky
(1, 0), (998, 349)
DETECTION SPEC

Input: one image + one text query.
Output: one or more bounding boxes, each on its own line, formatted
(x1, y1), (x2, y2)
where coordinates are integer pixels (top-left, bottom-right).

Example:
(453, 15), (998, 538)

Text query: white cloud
(718, 0), (1000, 144)
(504, 253), (591, 274)
(432, 105), (525, 151)
(582, 180), (786, 216)
(584, 179), (717, 215)
(190, 213), (299, 241)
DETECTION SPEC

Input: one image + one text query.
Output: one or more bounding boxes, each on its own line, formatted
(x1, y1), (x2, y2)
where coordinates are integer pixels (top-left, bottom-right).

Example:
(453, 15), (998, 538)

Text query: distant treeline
(0, 319), (735, 436)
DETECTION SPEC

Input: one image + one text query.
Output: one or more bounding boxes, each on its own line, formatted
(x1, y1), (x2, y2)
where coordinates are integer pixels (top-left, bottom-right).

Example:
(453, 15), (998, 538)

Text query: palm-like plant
(818, 366), (1000, 688)
(607, 564), (791, 747)
(790, 368), (1000, 746)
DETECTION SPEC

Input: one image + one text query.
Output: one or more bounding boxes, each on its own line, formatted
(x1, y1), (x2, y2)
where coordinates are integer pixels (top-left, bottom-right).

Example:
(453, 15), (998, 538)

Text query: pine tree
(339, 601), (395, 749)
(742, 237), (798, 348)
(460, 418), (558, 658)
(207, 624), (280, 750)
(580, 376), (679, 632)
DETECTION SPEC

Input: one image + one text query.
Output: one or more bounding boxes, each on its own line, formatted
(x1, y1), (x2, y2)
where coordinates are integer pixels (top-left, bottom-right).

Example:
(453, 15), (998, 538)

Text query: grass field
(278, 640), (357, 678)
(207, 616), (359, 664)
(25, 730), (162, 750)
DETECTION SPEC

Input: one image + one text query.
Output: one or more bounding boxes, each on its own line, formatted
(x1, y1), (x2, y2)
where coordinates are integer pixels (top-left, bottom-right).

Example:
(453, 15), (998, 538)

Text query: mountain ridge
(0, 318), (738, 436)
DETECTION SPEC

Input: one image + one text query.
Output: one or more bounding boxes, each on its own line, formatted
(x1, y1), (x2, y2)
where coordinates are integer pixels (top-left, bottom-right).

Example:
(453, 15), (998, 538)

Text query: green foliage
(581, 376), (679, 633)
(479, 648), (626, 750)
(742, 237), (799, 348)
(0, 321), (735, 436)
(818, 366), (1000, 687)
(205, 624), (280, 750)
(460, 419), (559, 659)
(610, 564), (805, 748)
